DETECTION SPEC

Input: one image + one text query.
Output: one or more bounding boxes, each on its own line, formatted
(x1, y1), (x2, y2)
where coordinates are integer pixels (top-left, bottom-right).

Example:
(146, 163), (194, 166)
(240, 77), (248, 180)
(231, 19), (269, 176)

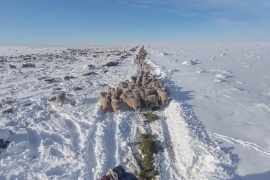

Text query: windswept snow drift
(0, 43), (270, 180)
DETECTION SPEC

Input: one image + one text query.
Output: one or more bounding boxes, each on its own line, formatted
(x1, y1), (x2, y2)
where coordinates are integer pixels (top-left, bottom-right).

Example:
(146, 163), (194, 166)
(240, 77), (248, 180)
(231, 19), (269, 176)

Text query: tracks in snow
(87, 47), (239, 179)
(145, 49), (238, 179)
(210, 132), (270, 158)
(86, 54), (139, 179)
(86, 107), (143, 179)
(161, 101), (235, 179)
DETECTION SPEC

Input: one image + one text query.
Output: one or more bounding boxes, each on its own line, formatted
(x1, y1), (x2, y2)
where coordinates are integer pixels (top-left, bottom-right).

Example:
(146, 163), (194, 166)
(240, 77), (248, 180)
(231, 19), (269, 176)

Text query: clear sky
(0, 0), (269, 45)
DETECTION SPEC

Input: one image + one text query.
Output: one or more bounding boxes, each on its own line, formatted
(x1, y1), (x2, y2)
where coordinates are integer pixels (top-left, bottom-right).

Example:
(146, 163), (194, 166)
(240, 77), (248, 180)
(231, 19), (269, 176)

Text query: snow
(1, 43), (270, 179)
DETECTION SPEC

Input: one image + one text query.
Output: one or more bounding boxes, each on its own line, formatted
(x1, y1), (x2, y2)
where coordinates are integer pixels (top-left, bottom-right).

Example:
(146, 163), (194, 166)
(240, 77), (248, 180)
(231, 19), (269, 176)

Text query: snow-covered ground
(0, 43), (270, 180)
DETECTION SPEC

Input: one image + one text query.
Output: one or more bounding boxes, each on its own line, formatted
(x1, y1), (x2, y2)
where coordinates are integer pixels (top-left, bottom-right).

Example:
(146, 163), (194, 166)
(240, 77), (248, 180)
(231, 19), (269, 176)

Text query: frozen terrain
(0, 43), (270, 180)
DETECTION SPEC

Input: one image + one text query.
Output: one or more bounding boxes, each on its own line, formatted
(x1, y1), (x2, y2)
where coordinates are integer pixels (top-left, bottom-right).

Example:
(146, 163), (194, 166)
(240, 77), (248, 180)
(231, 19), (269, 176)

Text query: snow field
(1, 43), (270, 179)
(144, 43), (270, 178)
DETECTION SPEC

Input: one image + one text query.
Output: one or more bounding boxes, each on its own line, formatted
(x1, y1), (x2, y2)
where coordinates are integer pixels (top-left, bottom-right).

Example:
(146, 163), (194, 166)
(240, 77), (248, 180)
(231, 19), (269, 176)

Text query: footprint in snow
(214, 73), (228, 83)
(182, 59), (199, 65)
(220, 53), (226, 57)
(219, 68), (232, 74)
(245, 54), (261, 58)
(169, 69), (181, 75)
(230, 87), (243, 91)
(214, 79), (227, 83)
(235, 81), (245, 84)
(211, 56), (217, 61)
(216, 73), (228, 79)
(196, 67), (207, 74)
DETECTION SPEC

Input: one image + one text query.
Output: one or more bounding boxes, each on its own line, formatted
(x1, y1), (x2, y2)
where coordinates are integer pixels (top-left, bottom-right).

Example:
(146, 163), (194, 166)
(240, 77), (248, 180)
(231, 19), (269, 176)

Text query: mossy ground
(142, 113), (159, 123)
(138, 134), (159, 180)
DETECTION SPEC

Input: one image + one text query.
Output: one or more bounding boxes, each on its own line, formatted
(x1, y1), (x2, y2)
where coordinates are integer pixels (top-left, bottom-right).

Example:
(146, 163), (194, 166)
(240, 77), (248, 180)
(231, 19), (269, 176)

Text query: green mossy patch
(143, 113), (159, 123)
(138, 134), (158, 180)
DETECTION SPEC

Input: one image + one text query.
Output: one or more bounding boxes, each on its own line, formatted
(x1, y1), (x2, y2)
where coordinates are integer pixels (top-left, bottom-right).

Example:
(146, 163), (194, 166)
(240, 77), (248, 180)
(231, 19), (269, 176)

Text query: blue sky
(0, 0), (269, 45)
